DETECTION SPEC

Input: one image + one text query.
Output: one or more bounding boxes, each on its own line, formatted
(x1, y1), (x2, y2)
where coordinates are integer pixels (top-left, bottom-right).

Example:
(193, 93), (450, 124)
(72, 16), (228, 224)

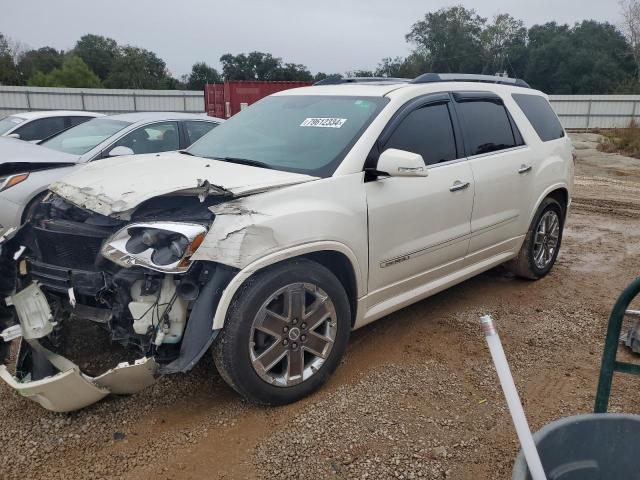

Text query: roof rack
(313, 77), (411, 86)
(411, 73), (530, 88)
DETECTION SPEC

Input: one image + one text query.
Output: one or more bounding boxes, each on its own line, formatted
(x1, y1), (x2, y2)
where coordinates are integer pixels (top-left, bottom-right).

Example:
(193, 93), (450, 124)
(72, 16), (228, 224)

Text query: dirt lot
(1, 132), (640, 480)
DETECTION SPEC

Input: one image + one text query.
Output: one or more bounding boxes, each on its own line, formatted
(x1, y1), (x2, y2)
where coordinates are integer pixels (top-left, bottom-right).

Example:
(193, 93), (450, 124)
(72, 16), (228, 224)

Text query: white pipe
(480, 315), (547, 480)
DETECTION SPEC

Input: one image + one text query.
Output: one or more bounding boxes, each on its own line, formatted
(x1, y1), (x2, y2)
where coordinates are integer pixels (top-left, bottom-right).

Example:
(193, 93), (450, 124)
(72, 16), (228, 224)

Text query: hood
(0, 136), (78, 175)
(50, 151), (318, 217)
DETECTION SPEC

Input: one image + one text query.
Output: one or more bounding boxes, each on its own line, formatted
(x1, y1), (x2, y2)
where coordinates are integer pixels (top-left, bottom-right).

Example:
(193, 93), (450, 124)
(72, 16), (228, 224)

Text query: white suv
(0, 74), (573, 411)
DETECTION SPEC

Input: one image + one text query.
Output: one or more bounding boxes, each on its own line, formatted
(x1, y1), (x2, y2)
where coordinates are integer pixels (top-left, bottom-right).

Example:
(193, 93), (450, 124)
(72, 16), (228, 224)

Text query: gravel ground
(1, 132), (639, 479)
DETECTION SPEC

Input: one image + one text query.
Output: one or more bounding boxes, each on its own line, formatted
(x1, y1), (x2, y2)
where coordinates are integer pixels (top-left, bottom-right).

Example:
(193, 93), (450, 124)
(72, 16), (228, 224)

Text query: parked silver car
(0, 112), (223, 238)
(0, 110), (103, 142)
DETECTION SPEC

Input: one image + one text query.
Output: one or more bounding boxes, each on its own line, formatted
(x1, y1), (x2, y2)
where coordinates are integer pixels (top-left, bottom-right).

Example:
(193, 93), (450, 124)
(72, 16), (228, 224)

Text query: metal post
(585, 99), (592, 131)
(132, 91), (137, 112)
(25, 90), (31, 111)
(80, 91), (86, 110)
(632, 101), (638, 127)
(594, 276), (640, 413)
(183, 92), (187, 112)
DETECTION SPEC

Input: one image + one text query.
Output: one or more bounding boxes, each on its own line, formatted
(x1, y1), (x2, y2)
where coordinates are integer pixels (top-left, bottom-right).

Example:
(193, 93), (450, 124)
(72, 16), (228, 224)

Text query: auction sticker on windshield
(300, 118), (347, 128)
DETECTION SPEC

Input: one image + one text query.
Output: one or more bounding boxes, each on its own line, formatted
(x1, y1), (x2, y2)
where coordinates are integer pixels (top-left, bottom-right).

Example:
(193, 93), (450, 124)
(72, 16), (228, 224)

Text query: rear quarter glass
(512, 93), (565, 142)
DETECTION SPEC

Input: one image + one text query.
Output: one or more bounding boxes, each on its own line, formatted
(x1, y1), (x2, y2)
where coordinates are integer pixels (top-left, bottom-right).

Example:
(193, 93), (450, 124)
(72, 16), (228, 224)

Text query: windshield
(187, 95), (388, 176)
(0, 116), (25, 135)
(41, 118), (131, 155)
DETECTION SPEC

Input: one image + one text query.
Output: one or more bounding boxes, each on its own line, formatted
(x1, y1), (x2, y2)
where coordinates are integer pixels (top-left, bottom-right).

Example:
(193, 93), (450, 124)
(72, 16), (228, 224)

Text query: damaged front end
(0, 194), (236, 412)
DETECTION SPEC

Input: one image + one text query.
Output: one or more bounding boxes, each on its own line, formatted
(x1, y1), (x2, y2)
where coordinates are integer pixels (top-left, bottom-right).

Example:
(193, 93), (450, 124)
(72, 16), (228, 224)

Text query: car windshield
(187, 95), (388, 176)
(41, 118), (131, 155)
(0, 115), (26, 135)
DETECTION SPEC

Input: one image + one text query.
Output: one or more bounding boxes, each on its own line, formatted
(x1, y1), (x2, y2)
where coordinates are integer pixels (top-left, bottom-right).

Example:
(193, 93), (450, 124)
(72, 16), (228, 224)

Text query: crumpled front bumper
(0, 282), (159, 413)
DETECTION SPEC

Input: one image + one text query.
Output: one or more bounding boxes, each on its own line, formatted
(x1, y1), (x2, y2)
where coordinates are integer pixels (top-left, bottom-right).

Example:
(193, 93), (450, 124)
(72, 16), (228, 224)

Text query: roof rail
(313, 77), (411, 86)
(411, 73), (530, 88)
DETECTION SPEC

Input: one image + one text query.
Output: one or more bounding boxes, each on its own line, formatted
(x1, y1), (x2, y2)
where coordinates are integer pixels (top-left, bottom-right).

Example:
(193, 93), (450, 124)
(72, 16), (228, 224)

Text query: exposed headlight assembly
(101, 222), (207, 273)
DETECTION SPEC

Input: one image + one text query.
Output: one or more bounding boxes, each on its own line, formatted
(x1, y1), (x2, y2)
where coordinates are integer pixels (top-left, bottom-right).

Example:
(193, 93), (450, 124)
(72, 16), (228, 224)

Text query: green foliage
(220, 51), (312, 81)
(27, 56), (102, 88)
(0, 33), (21, 85)
(73, 34), (119, 80)
(187, 62), (221, 89)
(18, 47), (64, 80)
(481, 14), (528, 75)
(104, 46), (167, 89)
(406, 5), (486, 73)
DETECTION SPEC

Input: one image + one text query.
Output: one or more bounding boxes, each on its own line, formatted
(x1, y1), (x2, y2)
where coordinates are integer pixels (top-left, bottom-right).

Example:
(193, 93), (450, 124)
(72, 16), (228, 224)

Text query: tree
(220, 51), (312, 81)
(104, 46), (168, 89)
(313, 72), (342, 82)
(0, 33), (22, 85)
(480, 14), (528, 76)
(27, 56), (102, 88)
(186, 62), (221, 89)
(73, 34), (120, 80)
(17, 47), (64, 81)
(375, 54), (426, 78)
(406, 6), (486, 73)
(620, 0), (640, 80)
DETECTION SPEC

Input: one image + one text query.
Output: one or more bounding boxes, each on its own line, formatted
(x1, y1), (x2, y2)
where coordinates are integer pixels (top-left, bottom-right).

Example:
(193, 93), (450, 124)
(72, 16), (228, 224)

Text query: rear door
(452, 92), (535, 265)
(366, 94), (474, 298)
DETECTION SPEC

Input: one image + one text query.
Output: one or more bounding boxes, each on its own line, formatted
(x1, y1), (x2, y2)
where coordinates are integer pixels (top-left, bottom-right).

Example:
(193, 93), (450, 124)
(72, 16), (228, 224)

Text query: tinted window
(385, 103), (457, 165)
(188, 96), (387, 177)
(512, 93), (564, 142)
(114, 122), (179, 154)
(456, 100), (517, 155)
(42, 118), (130, 155)
(68, 116), (94, 128)
(15, 117), (66, 141)
(184, 121), (218, 145)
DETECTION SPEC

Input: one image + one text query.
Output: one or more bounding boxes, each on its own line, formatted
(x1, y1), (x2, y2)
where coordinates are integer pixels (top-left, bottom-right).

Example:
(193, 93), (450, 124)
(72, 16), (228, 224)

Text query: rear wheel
(506, 197), (564, 280)
(213, 259), (350, 405)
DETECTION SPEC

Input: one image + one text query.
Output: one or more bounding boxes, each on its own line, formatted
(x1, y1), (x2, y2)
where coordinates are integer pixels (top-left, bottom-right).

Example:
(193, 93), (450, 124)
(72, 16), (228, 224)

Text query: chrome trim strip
(380, 232), (470, 268)
(471, 214), (519, 236)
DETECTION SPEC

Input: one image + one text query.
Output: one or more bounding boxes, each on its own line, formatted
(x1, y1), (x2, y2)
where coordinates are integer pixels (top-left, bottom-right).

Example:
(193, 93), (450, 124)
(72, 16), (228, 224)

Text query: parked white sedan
(0, 110), (102, 142)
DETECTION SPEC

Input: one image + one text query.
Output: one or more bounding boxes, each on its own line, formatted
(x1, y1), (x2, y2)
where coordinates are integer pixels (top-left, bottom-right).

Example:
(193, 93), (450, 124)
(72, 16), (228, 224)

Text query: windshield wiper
(179, 150), (196, 156)
(215, 156), (273, 170)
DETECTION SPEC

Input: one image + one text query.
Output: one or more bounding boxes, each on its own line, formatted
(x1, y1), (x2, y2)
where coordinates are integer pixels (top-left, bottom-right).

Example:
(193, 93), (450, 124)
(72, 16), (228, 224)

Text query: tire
(213, 258), (351, 405)
(506, 197), (564, 280)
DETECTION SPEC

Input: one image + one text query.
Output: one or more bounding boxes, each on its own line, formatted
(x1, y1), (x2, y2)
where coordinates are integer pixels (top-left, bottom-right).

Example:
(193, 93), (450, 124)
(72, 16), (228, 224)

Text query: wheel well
(546, 188), (569, 219)
(21, 191), (47, 224)
(301, 251), (358, 327)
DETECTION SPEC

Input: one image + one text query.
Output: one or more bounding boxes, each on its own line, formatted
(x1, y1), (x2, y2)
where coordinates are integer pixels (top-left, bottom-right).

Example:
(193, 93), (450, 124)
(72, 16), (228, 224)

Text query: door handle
(518, 164), (532, 174)
(449, 181), (470, 192)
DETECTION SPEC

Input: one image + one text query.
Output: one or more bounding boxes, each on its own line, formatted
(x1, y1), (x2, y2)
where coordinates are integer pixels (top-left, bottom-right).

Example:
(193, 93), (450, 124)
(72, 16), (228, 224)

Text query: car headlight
(101, 222), (207, 273)
(0, 173), (29, 192)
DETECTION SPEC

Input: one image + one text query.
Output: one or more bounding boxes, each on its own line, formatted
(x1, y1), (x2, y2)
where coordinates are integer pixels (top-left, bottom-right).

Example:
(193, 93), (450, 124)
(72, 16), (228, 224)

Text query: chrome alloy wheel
(533, 210), (560, 269)
(249, 282), (337, 387)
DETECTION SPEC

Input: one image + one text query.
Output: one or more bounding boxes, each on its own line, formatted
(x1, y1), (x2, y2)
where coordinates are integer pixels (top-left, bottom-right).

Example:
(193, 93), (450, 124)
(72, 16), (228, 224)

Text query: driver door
(366, 96), (474, 301)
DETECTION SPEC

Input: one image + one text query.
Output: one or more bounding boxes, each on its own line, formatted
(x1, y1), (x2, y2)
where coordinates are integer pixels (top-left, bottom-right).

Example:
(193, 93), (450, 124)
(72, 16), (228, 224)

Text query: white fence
(549, 95), (640, 129)
(0, 86), (205, 115)
(0, 86), (639, 129)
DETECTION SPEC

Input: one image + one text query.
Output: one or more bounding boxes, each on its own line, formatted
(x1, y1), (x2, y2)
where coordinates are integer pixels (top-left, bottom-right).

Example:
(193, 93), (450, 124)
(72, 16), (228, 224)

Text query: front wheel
(506, 197), (564, 280)
(213, 259), (351, 405)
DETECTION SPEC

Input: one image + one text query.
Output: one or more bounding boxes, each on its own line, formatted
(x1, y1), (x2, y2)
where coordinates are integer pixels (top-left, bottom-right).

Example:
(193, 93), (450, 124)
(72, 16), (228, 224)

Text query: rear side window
(68, 116), (93, 128)
(512, 93), (564, 142)
(456, 100), (519, 156)
(385, 103), (458, 165)
(184, 121), (218, 145)
(14, 117), (66, 141)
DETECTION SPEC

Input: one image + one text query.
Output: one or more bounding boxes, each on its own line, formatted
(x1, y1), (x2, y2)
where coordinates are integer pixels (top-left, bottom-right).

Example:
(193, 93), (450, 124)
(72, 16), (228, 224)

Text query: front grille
(34, 226), (105, 270)
(29, 260), (107, 295)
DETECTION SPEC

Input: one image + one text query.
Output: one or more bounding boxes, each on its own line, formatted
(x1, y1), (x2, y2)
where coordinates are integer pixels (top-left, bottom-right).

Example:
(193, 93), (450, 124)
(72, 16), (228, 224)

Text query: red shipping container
(205, 80), (313, 118)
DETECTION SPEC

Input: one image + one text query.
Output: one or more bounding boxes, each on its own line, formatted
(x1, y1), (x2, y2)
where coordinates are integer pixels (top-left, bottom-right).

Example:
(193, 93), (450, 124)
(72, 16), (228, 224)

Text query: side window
(68, 116), (93, 128)
(14, 117), (66, 141)
(184, 121), (218, 145)
(114, 122), (179, 154)
(384, 103), (458, 165)
(512, 93), (564, 142)
(456, 100), (519, 156)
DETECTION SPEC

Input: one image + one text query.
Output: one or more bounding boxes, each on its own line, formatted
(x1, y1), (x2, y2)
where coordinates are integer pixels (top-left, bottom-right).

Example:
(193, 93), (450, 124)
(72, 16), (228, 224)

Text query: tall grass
(598, 120), (640, 158)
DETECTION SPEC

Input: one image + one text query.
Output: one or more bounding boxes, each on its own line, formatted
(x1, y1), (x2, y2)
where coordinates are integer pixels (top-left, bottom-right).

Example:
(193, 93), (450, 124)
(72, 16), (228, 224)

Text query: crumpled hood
(50, 151), (318, 217)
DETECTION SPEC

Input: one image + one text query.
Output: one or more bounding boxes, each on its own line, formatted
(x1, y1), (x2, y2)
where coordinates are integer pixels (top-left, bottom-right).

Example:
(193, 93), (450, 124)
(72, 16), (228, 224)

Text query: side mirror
(108, 146), (134, 157)
(374, 148), (428, 177)
(7, 133), (20, 139)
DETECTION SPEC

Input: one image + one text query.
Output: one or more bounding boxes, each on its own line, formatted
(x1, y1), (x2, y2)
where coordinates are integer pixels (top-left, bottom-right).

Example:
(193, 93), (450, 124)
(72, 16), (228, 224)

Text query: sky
(0, 0), (622, 77)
